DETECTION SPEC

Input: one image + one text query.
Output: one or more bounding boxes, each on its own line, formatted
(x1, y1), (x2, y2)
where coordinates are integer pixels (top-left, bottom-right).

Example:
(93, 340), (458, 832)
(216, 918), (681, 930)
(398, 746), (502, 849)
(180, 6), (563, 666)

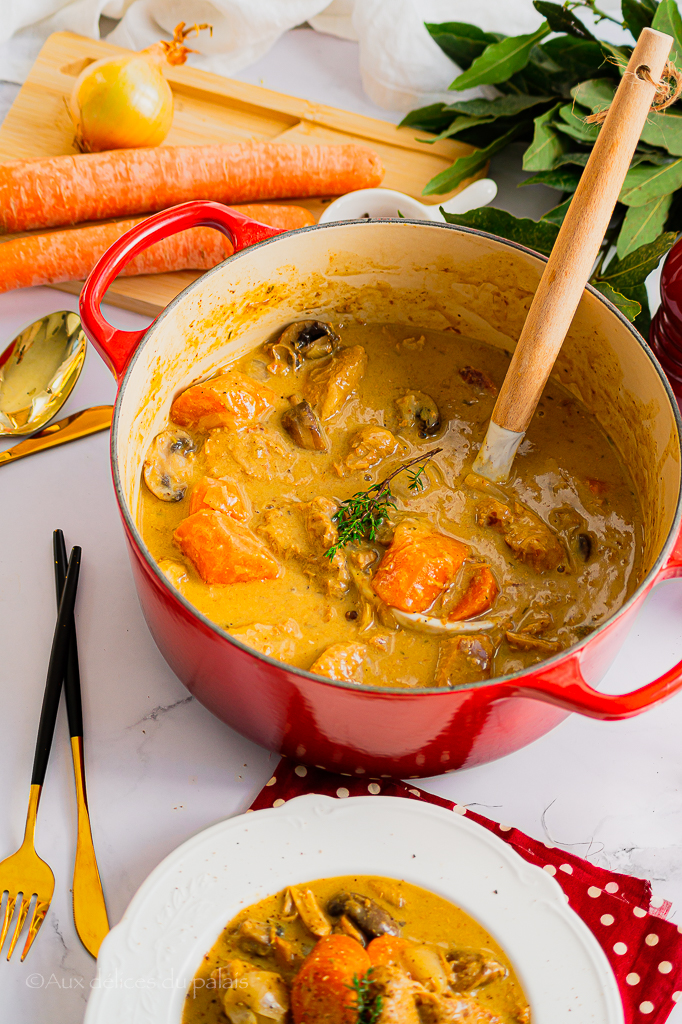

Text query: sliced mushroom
(327, 892), (400, 937)
(577, 532), (593, 561)
(281, 397), (328, 451)
(143, 428), (196, 501)
(396, 392), (441, 438)
(335, 914), (368, 946)
(279, 320), (340, 359)
(505, 631), (564, 654)
(289, 887), (332, 937)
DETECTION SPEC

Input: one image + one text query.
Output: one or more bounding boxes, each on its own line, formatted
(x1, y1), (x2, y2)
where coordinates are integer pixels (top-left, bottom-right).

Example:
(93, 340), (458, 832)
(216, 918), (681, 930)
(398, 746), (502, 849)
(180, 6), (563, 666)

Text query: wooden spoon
(473, 27), (674, 482)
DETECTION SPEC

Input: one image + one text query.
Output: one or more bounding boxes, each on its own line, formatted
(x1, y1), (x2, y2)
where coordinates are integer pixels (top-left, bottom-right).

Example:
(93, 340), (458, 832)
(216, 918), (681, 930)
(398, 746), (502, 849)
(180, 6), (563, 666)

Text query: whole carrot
(0, 142), (383, 233)
(0, 204), (314, 293)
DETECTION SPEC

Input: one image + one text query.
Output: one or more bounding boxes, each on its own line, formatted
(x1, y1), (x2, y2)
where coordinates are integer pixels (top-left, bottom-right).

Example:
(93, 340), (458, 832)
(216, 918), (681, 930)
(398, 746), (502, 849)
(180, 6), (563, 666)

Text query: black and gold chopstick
(53, 530), (109, 958)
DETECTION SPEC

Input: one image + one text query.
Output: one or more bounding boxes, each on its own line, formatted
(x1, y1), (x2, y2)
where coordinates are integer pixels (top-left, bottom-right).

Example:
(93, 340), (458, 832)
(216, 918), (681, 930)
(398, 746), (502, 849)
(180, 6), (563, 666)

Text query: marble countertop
(1, 26), (682, 1023)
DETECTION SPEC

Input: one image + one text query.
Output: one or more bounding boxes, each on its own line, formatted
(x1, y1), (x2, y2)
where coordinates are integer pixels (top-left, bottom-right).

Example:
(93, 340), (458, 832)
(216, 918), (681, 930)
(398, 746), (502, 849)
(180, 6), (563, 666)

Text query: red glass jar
(650, 236), (682, 403)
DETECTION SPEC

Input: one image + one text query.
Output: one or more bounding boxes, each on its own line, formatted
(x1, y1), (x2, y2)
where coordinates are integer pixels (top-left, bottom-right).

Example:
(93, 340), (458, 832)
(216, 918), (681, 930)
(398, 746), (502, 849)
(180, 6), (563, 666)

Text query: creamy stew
(181, 874), (530, 1024)
(139, 320), (643, 689)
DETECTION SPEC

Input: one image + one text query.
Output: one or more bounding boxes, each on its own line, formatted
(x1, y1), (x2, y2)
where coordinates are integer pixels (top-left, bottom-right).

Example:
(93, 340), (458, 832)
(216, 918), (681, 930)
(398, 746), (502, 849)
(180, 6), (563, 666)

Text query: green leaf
(523, 103), (566, 170)
(570, 78), (615, 113)
(652, 0), (682, 64)
(640, 111), (682, 156)
(399, 103), (455, 133)
(553, 150), (591, 167)
(616, 194), (673, 258)
(520, 168), (582, 190)
(438, 94), (552, 119)
(426, 22), (499, 70)
(532, 1), (597, 40)
(541, 197), (572, 224)
(542, 35), (616, 80)
(598, 232), (677, 290)
(592, 281), (642, 320)
(423, 115), (496, 143)
(629, 282), (653, 338)
(622, 0), (659, 39)
(422, 126), (523, 195)
(451, 23), (551, 90)
(619, 159), (682, 206)
(441, 206), (560, 255)
(556, 103), (600, 142)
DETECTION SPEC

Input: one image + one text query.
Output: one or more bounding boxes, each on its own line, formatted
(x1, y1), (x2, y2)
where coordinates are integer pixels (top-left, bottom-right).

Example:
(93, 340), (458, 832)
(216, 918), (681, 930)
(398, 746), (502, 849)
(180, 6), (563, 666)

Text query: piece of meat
(170, 370), (276, 432)
(304, 345), (367, 420)
(205, 424), (295, 481)
(189, 475), (250, 522)
(418, 990), (502, 1023)
(341, 425), (403, 474)
(434, 636), (494, 688)
(235, 919), (272, 956)
(174, 510), (281, 585)
(257, 498), (351, 598)
(368, 965), (420, 1024)
(372, 523), (468, 613)
(476, 498), (565, 573)
(223, 969), (290, 1024)
(229, 619), (303, 662)
(446, 951), (507, 993)
(459, 366), (497, 394)
(444, 565), (498, 622)
(288, 887), (332, 938)
(309, 642), (368, 683)
(505, 631), (564, 654)
(301, 497), (351, 597)
(291, 934), (372, 1024)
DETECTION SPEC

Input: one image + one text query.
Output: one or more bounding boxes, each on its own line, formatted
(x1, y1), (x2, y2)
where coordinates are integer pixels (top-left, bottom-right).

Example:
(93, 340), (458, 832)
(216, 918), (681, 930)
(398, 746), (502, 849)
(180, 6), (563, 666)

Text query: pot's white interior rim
(110, 219), (682, 699)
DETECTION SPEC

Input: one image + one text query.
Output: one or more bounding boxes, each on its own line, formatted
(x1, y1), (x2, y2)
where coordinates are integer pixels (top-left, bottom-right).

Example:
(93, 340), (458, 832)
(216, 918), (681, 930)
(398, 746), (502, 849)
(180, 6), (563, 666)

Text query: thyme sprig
(325, 448), (443, 560)
(349, 970), (383, 1024)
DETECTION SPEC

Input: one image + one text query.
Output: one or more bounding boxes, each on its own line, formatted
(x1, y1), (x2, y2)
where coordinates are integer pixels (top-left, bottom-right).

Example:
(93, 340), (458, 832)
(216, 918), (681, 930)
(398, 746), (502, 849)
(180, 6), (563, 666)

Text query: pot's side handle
(508, 651), (682, 720)
(79, 201), (284, 382)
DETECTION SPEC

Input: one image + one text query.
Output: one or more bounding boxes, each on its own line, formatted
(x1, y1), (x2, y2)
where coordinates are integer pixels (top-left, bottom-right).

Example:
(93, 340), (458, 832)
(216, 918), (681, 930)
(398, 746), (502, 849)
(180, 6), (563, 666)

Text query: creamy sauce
(139, 322), (643, 689)
(181, 875), (529, 1024)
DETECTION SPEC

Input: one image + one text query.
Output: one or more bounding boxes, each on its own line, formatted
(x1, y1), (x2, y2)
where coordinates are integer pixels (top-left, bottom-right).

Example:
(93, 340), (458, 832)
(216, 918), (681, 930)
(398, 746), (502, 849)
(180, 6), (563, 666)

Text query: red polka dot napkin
(251, 760), (682, 1024)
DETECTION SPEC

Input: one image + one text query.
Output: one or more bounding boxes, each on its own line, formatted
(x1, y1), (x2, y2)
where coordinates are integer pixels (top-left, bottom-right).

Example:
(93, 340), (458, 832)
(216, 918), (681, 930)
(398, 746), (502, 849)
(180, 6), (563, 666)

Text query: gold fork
(0, 547), (81, 961)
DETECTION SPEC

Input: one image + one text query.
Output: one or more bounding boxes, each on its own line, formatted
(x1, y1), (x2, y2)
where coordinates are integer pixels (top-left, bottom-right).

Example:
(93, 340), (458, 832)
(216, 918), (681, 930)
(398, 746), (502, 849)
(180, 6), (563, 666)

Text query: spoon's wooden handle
(491, 27), (673, 435)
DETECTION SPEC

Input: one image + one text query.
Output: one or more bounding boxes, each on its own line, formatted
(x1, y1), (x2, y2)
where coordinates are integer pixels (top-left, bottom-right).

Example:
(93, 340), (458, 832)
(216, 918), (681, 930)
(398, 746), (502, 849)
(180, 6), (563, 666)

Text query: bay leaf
(640, 111), (682, 156)
(523, 103), (566, 170)
(619, 160), (682, 206)
(423, 126), (522, 195)
(441, 207), (560, 256)
(532, 1), (597, 40)
(520, 168), (581, 190)
(451, 23), (551, 91)
(592, 281), (641, 321)
(399, 103), (454, 133)
(570, 78), (615, 112)
(542, 36), (615, 80)
(652, 0), (682, 65)
(426, 22), (499, 71)
(557, 103), (600, 142)
(540, 197), (572, 224)
(597, 232), (677, 291)
(438, 94), (552, 119)
(622, 0), (659, 39)
(553, 151), (591, 167)
(616, 194), (673, 259)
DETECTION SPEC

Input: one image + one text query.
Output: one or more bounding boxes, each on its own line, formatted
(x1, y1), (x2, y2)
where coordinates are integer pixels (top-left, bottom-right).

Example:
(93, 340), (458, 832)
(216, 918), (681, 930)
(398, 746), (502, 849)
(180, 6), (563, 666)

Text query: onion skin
(70, 54), (174, 152)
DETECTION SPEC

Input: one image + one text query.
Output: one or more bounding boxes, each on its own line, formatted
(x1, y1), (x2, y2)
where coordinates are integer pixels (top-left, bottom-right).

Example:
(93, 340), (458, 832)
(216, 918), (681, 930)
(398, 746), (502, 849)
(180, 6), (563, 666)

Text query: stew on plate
(181, 874), (530, 1024)
(140, 321), (643, 689)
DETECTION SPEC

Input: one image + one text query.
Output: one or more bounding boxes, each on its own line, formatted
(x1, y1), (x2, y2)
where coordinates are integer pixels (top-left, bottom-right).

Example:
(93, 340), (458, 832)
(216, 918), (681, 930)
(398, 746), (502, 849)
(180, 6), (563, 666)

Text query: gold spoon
(0, 311), (87, 436)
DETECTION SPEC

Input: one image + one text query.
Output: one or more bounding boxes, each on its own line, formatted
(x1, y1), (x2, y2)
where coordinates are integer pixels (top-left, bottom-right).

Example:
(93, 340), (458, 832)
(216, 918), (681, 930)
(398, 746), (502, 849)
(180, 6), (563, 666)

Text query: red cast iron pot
(80, 200), (682, 779)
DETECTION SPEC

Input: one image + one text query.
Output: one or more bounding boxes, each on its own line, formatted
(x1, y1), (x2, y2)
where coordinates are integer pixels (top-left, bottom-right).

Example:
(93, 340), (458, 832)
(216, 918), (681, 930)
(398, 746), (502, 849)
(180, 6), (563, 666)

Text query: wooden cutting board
(0, 31), (476, 317)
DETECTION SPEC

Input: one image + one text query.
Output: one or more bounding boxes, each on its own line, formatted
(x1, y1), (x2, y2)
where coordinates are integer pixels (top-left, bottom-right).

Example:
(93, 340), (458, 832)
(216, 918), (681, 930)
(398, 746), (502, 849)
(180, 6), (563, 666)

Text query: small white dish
(84, 794), (623, 1024)
(317, 179), (497, 224)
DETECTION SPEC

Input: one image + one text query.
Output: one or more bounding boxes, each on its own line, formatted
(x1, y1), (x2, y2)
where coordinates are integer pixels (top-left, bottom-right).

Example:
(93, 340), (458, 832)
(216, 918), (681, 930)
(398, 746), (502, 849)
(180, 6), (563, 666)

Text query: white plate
(84, 795), (623, 1024)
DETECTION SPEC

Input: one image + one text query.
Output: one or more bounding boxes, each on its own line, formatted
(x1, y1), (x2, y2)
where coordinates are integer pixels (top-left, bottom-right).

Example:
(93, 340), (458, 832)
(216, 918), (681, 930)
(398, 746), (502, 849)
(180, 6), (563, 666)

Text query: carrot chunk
(171, 370), (276, 432)
(367, 935), (413, 968)
(446, 565), (498, 622)
(189, 476), (250, 522)
(309, 642), (368, 683)
(174, 510), (280, 584)
(372, 523), (468, 613)
(291, 934), (371, 1024)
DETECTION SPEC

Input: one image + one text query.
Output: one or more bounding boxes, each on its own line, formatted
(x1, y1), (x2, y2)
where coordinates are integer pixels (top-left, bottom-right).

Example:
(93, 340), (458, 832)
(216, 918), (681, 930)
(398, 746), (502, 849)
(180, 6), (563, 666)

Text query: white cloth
(0, 0), (621, 111)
